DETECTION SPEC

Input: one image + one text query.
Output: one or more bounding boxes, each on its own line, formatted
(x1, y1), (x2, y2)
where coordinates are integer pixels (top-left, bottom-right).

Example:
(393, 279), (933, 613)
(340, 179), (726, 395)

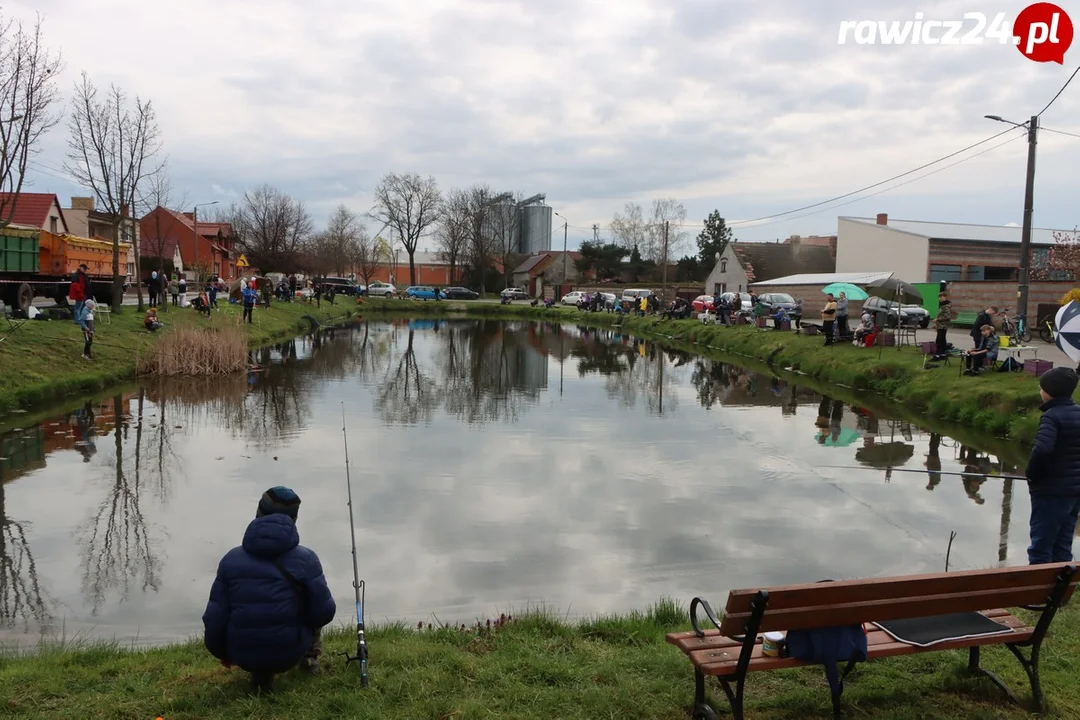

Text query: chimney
(876, 213), (888, 226)
(70, 196), (95, 211)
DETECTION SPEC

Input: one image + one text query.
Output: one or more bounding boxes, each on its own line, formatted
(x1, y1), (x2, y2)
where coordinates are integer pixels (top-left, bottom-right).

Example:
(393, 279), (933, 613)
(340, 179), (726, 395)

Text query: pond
(0, 318), (1041, 649)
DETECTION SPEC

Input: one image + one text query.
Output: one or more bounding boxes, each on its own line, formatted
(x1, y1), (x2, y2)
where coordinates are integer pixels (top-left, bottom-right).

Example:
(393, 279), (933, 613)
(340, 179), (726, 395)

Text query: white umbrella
(1055, 300), (1080, 365)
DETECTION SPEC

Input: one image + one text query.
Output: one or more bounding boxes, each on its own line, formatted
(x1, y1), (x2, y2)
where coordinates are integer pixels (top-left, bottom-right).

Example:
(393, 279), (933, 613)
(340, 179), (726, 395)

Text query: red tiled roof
(143, 236), (179, 260)
(0, 192), (68, 232)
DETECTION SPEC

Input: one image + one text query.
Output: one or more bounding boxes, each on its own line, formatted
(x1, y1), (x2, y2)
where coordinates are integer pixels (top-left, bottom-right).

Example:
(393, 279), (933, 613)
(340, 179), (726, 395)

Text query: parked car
(599, 292), (618, 309)
(902, 304), (932, 328)
(561, 291), (587, 306)
(621, 288), (656, 305)
(321, 276), (361, 296)
(756, 292), (799, 316)
(500, 287), (529, 300)
(862, 296), (928, 328)
(405, 286), (445, 300)
(691, 295), (716, 313)
(366, 281), (397, 298)
(719, 292), (754, 313)
(442, 286), (479, 300)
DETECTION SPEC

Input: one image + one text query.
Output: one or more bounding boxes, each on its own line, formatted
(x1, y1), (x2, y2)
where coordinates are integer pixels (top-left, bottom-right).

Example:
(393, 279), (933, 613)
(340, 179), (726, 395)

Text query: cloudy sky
(12, 0), (1080, 252)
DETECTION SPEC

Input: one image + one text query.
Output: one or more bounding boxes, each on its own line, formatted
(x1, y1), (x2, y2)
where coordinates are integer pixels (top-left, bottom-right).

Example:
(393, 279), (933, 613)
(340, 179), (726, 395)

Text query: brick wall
(943, 281), (1076, 320)
(927, 240), (1026, 280)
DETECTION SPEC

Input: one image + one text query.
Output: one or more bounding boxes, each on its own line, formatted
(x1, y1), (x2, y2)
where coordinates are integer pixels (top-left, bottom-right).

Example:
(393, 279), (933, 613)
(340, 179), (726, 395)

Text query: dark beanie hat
(1039, 367), (1078, 399)
(257, 486), (301, 520)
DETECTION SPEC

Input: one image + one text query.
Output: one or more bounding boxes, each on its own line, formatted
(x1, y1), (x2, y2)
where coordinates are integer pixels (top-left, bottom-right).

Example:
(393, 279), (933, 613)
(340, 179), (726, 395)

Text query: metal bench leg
(829, 659), (859, 718)
(715, 674), (744, 720)
(968, 646), (1021, 706)
(692, 668), (722, 720)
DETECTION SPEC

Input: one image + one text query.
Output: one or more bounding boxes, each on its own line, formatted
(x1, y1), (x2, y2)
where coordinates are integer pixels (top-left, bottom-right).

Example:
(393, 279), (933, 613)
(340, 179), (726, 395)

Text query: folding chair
(920, 341), (948, 369)
(95, 304), (112, 325)
(1, 303), (26, 343)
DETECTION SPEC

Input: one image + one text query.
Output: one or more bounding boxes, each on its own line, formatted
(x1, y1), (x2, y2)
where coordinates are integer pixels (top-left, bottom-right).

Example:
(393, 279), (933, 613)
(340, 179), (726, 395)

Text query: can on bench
(762, 631), (785, 657)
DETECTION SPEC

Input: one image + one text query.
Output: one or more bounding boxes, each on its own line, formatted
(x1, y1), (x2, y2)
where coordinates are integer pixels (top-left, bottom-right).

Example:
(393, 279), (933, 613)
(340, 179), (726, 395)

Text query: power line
(733, 132), (1026, 230)
(1041, 126), (1080, 139)
(726, 127), (1017, 227)
(1037, 66), (1080, 117)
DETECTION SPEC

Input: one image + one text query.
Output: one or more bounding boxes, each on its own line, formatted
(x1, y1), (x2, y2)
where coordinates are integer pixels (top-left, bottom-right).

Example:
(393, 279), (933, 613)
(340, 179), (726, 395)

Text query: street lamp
(193, 200), (219, 282)
(554, 211), (569, 287)
(985, 113), (1038, 324)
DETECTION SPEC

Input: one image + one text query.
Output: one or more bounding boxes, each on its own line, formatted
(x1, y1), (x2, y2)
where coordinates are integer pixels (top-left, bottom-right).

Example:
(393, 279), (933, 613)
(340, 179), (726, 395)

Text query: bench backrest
(718, 563), (1077, 635)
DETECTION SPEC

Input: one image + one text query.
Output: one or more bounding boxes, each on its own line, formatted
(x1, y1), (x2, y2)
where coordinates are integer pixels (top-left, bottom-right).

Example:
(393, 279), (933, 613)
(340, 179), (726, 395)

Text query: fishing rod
(821, 465), (1028, 481)
(340, 403), (369, 686)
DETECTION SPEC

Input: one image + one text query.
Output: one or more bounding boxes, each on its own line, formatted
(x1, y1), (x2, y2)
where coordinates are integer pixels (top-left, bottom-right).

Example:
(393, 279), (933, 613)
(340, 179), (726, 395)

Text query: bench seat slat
(722, 563), (1075, 616)
(666, 609), (1018, 654)
(669, 613), (1033, 677)
(719, 585), (1066, 635)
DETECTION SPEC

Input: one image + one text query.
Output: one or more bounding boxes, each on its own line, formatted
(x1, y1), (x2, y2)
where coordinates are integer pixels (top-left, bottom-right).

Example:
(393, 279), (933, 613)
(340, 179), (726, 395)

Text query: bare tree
(65, 74), (162, 311)
(229, 184), (313, 272)
(435, 188), (470, 285)
(353, 224), (380, 288)
(321, 204), (362, 276)
(370, 172), (442, 285)
(463, 184), (500, 294)
(610, 202), (648, 258)
(137, 168), (187, 313)
(648, 198), (688, 266)
(0, 14), (62, 224)
(490, 191), (524, 287)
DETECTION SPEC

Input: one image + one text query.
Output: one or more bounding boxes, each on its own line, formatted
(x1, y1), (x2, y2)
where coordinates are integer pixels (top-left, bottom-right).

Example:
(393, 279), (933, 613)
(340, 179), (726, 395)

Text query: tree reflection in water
(0, 478), (50, 630)
(77, 394), (163, 615)
(376, 327), (441, 424)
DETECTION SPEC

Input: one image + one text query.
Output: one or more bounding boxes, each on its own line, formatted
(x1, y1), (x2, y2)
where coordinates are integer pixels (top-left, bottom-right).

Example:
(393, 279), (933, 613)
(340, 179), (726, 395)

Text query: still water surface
(0, 319), (1043, 648)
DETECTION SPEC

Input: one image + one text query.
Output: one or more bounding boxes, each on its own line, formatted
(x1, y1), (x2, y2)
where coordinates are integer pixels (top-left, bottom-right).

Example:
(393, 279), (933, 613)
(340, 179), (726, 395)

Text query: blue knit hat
(257, 486), (300, 520)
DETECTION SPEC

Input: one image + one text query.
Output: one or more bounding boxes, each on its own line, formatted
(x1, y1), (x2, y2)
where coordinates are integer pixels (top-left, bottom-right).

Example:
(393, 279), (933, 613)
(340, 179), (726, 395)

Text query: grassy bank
(358, 299), (1051, 447)
(2, 600), (1076, 719)
(0, 300), (358, 415)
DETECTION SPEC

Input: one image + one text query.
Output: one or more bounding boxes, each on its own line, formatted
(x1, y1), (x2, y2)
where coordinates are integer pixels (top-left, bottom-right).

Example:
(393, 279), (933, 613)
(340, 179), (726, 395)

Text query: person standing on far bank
(934, 292), (954, 357)
(835, 291), (849, 339)
(1025, 367), (1080, 565)
(821, 293), (837, 345)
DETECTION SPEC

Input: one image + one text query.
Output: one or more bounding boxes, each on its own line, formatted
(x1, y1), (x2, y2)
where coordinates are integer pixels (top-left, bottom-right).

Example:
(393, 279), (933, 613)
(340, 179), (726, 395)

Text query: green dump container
(0, 229), (40, 273)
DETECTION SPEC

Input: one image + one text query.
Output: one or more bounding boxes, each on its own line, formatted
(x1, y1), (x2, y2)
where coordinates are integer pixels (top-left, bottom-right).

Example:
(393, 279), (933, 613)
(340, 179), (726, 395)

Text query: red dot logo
(1014, 2), (1073, 63)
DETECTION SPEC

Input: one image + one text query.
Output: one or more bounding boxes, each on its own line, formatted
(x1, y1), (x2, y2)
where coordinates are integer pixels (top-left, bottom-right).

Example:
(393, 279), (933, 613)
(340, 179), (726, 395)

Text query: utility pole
(661, 220), (669, 301)
(592, 224), (599, 243)
(562, 221), (568, 285)
(1018, 114), (1038, 325)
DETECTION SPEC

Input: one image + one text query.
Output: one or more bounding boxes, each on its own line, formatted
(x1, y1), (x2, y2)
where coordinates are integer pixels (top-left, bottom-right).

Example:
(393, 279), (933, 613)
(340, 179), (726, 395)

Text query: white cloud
(13, 0), (1080, 250)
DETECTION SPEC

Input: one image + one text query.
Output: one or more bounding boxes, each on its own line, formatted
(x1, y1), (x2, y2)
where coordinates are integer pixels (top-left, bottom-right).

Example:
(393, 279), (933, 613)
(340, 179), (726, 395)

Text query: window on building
(49, 216), (58, 233)
(983, 266), (1015, 281)
(720, 259), (727, 272)
(930, 264), (962, 282)
(966, 266), (984, 281)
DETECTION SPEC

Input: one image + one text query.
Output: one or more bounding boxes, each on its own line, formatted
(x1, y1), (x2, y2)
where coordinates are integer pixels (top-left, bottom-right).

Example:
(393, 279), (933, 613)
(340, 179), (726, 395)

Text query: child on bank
(1025, 367), (1080, 564)
(81, 299), (96, 360)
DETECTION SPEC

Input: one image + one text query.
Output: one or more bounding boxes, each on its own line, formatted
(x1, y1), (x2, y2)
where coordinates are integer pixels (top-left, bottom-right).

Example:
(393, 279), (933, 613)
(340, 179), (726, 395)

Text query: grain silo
(519, 197), (552, 255)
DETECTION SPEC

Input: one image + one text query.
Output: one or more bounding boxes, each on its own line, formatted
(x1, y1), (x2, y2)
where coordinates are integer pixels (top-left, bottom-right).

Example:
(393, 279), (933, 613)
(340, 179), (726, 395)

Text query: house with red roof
(139, 206), (238, 280)
(0, 192), (69, 234)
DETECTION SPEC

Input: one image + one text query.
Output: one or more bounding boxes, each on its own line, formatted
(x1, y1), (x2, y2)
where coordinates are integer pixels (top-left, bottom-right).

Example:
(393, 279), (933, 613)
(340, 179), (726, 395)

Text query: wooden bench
(666, 563), (1077, 719)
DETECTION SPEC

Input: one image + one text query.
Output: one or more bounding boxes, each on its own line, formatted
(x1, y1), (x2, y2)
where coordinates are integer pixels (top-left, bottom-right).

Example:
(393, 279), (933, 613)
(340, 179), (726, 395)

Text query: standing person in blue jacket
(1025, 367), (1080, 564)
(241, 281), (258, 324)
(202, 486), (336, 693)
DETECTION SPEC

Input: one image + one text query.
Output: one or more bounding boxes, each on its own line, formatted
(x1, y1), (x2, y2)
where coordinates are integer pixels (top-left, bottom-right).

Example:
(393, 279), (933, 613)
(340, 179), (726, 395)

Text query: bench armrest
(690, 597), (723, 639)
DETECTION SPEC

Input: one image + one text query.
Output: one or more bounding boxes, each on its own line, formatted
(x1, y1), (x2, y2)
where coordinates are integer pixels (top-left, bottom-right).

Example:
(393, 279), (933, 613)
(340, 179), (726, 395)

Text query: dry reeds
(136, 324), (248, 376)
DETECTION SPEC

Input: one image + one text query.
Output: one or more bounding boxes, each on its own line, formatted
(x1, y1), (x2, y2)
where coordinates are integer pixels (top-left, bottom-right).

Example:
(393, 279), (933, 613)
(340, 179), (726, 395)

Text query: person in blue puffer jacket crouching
(202, 486), (336, 693)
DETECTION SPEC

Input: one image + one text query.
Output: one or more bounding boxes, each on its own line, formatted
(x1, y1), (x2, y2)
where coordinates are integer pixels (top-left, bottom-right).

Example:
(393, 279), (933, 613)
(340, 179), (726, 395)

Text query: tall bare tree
(65, 74), (162, 311)
(0, 13), (62, 225)
(490, 191), (524, 287)
(321, 204), (362, 276)
(370, 172), (442, 285)
(137, 168), (187, 313)
(610, 202), (648, 258)
(228, 185), (312, 272)
(352, 224), (380, 288)
(648, 198), (688, 266)
(435, 188), (471, 285)
(463, 184), (501, 295)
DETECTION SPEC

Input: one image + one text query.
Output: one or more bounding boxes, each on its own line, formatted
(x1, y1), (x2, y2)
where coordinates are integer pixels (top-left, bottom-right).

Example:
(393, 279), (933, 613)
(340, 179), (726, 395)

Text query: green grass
(0, 299), (359, 415)
(357, 299), (1050, 451)
(1, 599), (1077, 719)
